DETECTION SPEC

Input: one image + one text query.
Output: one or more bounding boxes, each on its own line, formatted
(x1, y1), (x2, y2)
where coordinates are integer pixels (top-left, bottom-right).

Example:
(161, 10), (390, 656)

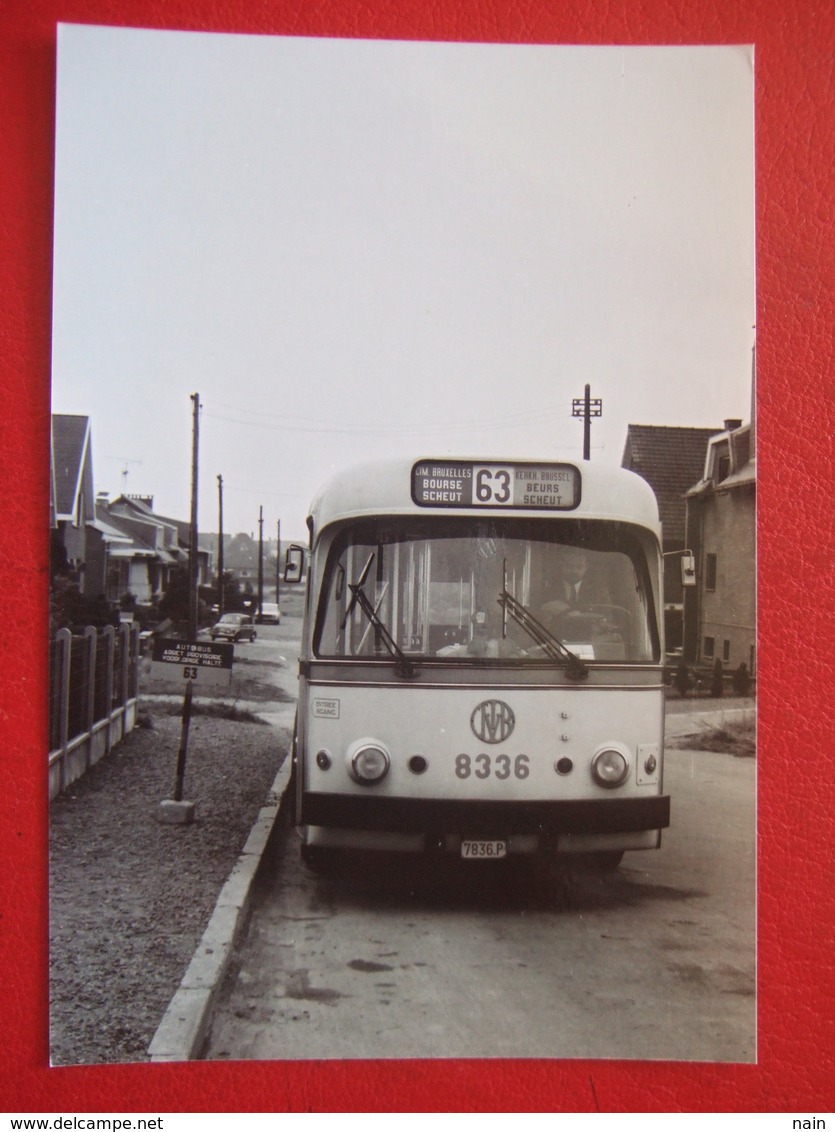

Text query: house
(152, 507), (214, 593)
(50, 413), (212, 611)
(102, 494), (212, 603)
(621, 424), (722, 652)
(51, 414), (98, 592)
(202, 532), (284, 589)
(86, 500), (134, 601)
(90, 495), (177, 604)
(220, 532), (261, 586)
(683, 418), (756, 673)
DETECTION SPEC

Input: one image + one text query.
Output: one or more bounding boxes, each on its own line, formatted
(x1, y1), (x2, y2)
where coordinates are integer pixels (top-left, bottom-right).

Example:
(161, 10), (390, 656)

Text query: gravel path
(49, 706), (290, 1066)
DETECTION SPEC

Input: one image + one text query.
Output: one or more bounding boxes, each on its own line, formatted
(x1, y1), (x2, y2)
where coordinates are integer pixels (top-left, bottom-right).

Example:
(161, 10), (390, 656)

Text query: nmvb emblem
(470, 699), (515, 744)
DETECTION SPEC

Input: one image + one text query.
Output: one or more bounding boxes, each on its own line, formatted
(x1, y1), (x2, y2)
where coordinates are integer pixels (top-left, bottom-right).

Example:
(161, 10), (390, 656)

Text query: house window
(723, 639), (731, 661)
(705, 553), (717, 591)
(704, 636), (715, 659)
(717, 454), (731, 483)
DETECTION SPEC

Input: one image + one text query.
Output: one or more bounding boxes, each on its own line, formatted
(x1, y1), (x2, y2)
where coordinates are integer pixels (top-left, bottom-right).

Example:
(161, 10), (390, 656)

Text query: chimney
(724, 418), (742, 432)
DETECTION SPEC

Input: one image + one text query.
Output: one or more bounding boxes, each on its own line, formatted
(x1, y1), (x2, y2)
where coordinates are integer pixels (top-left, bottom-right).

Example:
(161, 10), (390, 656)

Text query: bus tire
(301, 843), (337, 873)
(587, 851), (624, 871)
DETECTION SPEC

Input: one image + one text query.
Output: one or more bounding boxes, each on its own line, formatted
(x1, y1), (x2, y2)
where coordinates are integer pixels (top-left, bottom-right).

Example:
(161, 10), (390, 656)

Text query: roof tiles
(51, 414), (91, 519)
(622, 424), (721, 542)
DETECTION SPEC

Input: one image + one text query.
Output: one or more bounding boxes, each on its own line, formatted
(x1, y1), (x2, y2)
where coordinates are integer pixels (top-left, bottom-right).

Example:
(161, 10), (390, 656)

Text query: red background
(2, 0), (833, 1114)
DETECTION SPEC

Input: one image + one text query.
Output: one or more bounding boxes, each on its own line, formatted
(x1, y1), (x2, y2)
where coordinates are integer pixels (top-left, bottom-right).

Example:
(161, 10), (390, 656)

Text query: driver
(541, 547), (610, 628)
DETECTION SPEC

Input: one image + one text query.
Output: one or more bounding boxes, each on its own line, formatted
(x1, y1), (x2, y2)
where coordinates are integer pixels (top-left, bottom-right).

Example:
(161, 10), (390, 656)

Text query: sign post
(155, 638), (234, 823)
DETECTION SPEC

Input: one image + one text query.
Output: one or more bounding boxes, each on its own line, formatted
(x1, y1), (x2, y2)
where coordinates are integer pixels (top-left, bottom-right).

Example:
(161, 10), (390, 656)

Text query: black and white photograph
(48, 27), (756, 1066)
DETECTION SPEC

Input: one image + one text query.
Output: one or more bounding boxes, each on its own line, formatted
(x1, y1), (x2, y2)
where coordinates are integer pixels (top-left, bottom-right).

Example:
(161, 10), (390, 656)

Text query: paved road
(238, 590), (304, 728)
(203, 741), (755, 1063)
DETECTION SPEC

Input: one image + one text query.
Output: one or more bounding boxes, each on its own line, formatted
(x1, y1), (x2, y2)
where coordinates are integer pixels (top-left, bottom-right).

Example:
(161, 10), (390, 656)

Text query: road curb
(147, 755), (293, 1062)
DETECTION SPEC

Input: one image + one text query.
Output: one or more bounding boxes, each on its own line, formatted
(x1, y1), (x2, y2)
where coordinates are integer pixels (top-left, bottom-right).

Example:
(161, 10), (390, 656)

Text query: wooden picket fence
(48, 622), (140, 800)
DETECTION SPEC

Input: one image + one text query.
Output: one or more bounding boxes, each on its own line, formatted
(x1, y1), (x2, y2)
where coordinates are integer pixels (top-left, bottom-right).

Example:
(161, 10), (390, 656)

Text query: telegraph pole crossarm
(571, 384), (602, 460)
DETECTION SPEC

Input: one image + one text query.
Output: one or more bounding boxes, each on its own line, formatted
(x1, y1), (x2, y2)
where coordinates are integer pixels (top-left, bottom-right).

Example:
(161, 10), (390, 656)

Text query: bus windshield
(315, 517), (660, 664)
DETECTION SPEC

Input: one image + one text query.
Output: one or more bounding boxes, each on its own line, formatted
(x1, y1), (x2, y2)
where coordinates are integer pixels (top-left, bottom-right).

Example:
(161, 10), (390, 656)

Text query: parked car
(257, 602), (281, 625)
(210, 612), (257, 642)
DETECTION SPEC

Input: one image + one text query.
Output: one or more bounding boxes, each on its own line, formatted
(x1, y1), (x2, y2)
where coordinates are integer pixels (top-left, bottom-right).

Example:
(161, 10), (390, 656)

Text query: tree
(220, 571), (246, 611)
(49, 576), (115, 633)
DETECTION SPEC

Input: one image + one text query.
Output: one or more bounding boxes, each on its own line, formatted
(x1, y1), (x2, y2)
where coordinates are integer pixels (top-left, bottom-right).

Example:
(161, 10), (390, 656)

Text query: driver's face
(560, 552), (587, 585)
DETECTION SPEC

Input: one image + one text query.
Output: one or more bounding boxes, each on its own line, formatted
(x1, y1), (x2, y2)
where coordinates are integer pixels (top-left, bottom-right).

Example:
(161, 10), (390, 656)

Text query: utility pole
(276, 518), (281, 604)
(175, 393), (200, 804)
(257, 505), (264, 617)
(217, 474), (224, 616)
(188, 393), (200, 638)
(157, 393), (229, 828)
(572, 383), (602, 460)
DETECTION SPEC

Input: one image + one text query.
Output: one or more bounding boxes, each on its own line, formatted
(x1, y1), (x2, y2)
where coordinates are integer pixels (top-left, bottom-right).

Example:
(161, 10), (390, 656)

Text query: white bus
(284, 457), (668, 871)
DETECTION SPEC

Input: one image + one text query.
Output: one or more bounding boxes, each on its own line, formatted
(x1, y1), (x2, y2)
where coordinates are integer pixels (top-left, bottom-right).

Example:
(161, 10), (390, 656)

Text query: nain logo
(470, 699), (515, 744)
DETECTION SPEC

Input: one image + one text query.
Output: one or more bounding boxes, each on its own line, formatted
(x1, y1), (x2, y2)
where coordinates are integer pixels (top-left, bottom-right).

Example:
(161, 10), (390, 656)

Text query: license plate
(461, 839), (507, 860)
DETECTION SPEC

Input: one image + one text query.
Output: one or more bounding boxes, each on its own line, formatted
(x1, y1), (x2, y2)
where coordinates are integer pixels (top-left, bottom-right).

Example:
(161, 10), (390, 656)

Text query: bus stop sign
(150, 638), (234, 687)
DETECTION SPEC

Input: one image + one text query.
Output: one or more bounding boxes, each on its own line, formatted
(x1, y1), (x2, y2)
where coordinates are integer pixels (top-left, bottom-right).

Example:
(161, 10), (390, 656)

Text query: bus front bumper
(300, 792), (669, 838)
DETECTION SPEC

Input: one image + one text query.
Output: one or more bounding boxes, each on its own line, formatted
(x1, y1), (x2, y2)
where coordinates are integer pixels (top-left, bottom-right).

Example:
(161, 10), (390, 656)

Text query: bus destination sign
(150, 638), (234, 687)
(411, 461), (580, 511)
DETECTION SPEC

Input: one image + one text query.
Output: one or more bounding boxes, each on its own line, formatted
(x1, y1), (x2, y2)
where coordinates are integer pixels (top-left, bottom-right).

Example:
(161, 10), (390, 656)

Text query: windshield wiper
(498, 589), (589, 680)
(341, 553), (417, 679)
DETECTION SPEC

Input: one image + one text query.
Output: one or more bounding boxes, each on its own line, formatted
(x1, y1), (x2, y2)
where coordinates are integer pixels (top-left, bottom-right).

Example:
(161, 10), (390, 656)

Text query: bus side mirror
(681, 552), (696, 587)
(284, 544), (305, 584)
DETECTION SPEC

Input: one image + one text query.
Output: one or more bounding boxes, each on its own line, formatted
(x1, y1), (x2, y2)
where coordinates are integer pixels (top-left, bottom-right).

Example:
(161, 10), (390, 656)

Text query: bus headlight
(346, 739), (391, 786)
(591, 746), (630, 789)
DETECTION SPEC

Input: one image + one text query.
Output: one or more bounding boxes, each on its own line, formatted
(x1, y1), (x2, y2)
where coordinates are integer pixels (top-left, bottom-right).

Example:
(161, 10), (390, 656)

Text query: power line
(203, 406), (572, 440)
(208, 398), (568, 430)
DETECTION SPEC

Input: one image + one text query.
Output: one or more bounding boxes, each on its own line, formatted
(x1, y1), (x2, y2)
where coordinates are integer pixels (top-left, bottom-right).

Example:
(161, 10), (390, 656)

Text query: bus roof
(307, 457), (661, 541)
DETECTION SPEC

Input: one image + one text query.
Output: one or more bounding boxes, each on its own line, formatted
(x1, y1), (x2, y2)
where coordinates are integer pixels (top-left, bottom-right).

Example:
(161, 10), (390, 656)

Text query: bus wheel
(586, 851), (624, 871)
(301, 843), (337, 873)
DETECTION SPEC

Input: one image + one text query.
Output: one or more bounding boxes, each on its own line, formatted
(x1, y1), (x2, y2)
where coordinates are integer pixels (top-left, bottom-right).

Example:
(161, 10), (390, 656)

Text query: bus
(284, 457), (669, 871)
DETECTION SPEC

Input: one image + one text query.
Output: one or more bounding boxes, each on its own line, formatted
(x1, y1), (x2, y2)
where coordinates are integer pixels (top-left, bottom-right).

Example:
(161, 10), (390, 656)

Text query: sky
(51, 28), (755, 541)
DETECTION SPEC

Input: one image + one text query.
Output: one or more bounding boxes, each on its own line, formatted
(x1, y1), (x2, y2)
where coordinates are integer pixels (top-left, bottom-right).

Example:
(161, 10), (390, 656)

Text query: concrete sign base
(158, 799), (197, 825)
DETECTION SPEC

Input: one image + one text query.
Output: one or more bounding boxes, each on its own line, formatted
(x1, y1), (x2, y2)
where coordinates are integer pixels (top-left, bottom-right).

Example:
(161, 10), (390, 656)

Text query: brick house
(621, 424), (722, 653)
